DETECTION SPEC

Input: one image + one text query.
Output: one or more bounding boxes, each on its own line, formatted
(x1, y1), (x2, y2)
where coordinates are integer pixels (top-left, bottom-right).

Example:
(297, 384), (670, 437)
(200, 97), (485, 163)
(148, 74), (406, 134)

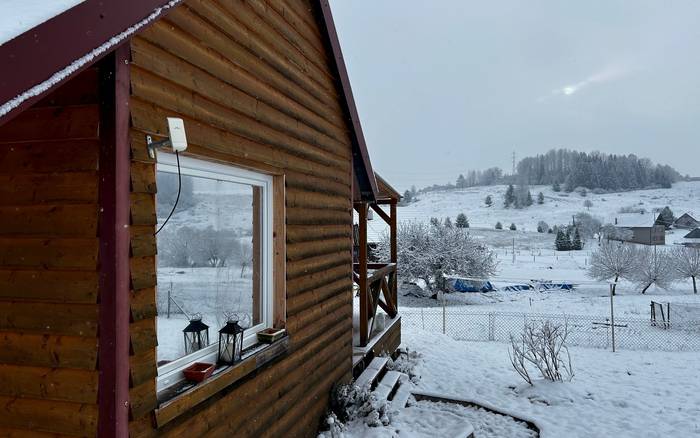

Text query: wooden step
(374, 370), (403, 401)
(390, 375), (412, 409)
(354, 357), (388, 390)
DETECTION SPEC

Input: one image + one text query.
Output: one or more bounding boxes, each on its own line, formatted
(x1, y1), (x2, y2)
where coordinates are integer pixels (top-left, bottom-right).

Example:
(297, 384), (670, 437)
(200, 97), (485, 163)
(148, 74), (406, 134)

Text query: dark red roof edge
(0, 0), (181, 126)
(316, 0), (379, 202)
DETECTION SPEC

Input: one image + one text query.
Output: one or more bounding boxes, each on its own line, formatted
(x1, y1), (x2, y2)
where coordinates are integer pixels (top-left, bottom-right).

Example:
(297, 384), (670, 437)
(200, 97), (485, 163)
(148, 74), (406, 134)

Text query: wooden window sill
(154, 336), (290, 428)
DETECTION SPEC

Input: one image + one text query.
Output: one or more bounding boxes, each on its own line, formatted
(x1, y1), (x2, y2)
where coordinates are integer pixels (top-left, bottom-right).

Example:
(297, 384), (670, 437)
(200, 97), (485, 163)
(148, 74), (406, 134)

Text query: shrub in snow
(583, 199), (593, 210)
(495, 222), (503, 230)
(573, 212), (602, 239)
(672, 246), (700, 294)
(444, 217), (453, 228)
(537, 192), (545, 204)
(633, 247), (676, 294)
(509, 321), (574, 386)
(537, 221), (549, 233)
(509, 223), (517, 231)
(382, 221), (497, 294)
(385, 349), (422, 384)
(485, 195), (493, 207)
(588, 241), (639, 295)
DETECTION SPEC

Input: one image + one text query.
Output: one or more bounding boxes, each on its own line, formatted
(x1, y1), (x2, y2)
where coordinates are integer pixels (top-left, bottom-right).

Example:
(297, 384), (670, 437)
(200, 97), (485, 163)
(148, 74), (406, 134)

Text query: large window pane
(155, 171), (260, 365)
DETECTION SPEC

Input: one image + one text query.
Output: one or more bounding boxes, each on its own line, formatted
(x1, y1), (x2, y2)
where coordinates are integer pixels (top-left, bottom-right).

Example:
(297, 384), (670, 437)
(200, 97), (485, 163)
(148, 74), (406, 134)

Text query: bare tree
(588, 241), (639, 295)
(633, 247), (676, 294)
(509, 321), (574, 385)
(672, 246), (700, 294)
(239, 242), (253, 278)
(383, 221), (497, 295)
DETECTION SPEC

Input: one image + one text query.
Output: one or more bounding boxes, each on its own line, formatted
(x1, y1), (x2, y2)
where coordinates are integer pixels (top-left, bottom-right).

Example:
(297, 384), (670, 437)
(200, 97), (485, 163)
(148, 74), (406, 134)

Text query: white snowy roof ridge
(0, 0), (182, 118)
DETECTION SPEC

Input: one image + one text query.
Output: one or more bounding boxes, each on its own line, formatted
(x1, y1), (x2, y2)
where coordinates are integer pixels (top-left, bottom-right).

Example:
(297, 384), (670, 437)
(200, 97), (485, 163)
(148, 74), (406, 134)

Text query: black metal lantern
(217, 320), (245, 365)
(183, 316), (209, 355)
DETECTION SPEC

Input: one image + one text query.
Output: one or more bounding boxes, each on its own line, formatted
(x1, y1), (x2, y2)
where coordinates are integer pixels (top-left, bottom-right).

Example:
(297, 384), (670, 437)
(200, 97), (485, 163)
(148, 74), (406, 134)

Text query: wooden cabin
(0, 1), (400, 436)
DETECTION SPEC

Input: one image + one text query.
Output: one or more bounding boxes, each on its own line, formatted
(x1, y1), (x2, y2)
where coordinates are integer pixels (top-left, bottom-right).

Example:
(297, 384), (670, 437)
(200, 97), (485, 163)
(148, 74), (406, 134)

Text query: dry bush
(509, 321), (574, 385)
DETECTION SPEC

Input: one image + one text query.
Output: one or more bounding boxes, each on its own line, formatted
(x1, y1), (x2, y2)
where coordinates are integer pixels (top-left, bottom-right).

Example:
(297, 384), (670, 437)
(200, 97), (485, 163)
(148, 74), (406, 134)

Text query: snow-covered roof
(614, 213), (655, 228)
(0, 1), (85, 46)
(685, 228), (700, 239)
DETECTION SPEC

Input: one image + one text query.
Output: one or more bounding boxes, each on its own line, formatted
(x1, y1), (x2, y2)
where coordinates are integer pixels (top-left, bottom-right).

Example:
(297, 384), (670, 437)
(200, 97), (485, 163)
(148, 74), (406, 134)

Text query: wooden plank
(131, 160), (157, 194)
(0, 171), (98, 205)
(286, 237), (349, 261)
(129, 318), (157, 356)
(130, 99), (347, 182)
(286, 264), (349, 296)
(286, 187), (349, 210)
(131, 226), (157, 257)
(34, 68), (99, 108)
(130, 256), (156, 291)
(286, 207), (350, 225)
(286, 251), (348, 279)
(0, 301), (98, 336)
(0, 269), (98, 303)
(273, 174), (286, 328)
(354, 357), (388, 390)
(129, 379), (158, 420)
(0, 332), (97, 369)
(0, 237), (98, 270)
(0, 364), (98, 404)
(0, 140), (98, 174)
(131, 192), (156, 226)
(285, 291), (348, 334)
(374, 370), (402, 401)
(130, 69), (348, 169)
(0, 105), (100, 142)
(285, 170), (350, 198)
(130, 286), (157, 321)
(129, 349), (157, 388)
(286, 224), (350, 244)
(286, 276), (349, 316)
(0, 204), (98, 237)
(0, 396), (98, 436)
(358, 203), (368, 346)
(130, 39), (350, 157)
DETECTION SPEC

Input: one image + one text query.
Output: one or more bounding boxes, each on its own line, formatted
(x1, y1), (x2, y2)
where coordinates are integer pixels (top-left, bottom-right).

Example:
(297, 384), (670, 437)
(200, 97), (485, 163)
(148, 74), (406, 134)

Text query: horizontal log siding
(0, 69), (100, 436)
(128, 1), (354, 436)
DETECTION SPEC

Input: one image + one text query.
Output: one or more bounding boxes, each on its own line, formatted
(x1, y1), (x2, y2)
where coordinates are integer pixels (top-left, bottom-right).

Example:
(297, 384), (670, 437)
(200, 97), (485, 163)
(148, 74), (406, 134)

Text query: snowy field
(395, 328), (700, 438)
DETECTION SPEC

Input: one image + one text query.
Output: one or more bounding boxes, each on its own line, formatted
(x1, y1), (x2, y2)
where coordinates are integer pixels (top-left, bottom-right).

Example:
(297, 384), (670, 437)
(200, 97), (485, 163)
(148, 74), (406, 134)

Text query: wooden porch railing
(353, 262), (398, 347)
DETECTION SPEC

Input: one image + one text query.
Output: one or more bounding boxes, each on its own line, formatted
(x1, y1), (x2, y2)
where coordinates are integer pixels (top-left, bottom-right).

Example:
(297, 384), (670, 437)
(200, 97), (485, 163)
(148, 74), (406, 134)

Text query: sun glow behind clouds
(540, 63), (631, 101)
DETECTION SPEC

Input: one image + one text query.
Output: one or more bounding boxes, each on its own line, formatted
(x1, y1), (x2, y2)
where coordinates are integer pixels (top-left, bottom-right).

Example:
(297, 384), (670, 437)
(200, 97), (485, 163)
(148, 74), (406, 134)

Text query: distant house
(613, 215), (666, 245)
(674, 213), (700, 230)
(683, 228), (700, 248)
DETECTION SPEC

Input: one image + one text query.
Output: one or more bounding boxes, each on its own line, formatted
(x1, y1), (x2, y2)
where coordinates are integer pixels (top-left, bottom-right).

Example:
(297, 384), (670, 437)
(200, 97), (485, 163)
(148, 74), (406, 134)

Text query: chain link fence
(401, 308), (700, 352)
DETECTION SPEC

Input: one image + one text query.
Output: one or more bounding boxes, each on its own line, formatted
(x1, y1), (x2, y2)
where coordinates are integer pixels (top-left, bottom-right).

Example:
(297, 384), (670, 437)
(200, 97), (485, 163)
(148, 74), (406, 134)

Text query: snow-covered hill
(377, 181), (700, 249)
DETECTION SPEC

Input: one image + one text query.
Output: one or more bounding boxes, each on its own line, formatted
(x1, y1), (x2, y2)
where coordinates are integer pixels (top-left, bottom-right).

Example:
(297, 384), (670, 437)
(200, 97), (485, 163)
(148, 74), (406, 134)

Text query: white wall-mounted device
(146, 117), (188, 159)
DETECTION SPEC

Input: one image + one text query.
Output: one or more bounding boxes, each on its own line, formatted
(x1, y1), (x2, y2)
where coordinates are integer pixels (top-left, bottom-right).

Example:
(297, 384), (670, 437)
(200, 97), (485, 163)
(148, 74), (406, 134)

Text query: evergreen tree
(456, 213), (469, 228)
(525, 191), (534, 207)
(444, 217), (453, 228)
(654, 206), (675, 229)
(572, 228), (583, 250)
(456, 174), (467, 188)
(430, 217), (441, 228)
(504, 184), (515, 208)
(537, 192), (545, 204)
(495, 222), (503, 230)
(402, 189), (413, 204)
(485, 195), (493, 207)
(552, 182), (561, 192)
(509, 223), (517, 231)
(555, 230), (570, 251)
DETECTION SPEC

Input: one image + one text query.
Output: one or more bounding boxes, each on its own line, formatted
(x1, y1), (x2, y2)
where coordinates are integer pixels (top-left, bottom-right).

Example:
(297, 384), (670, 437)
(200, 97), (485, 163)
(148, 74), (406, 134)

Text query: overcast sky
(330, 1), (700, 191)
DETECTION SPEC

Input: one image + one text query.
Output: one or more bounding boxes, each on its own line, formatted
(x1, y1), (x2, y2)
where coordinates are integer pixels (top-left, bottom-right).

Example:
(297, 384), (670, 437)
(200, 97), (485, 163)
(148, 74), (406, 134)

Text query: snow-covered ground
(339, 328), (700, 437)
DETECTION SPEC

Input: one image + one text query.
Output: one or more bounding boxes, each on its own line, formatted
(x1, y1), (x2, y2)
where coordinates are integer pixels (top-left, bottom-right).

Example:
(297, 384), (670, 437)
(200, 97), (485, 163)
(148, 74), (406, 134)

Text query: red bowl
(183, 362), (215, 382)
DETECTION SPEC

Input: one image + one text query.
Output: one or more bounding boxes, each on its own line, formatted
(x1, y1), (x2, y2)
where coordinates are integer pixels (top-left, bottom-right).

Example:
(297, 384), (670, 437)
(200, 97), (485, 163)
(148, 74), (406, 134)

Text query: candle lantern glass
(182, 316), (210, 355)
(218, 320), (245, 365)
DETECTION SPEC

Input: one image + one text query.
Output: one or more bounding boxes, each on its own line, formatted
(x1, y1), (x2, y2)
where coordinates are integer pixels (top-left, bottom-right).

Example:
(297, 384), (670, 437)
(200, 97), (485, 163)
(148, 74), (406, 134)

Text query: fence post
(488, 313), (495, 341)
(442, 293), (446, 335)
(609, 283), (616, 352)
(167, 282), (172, 319)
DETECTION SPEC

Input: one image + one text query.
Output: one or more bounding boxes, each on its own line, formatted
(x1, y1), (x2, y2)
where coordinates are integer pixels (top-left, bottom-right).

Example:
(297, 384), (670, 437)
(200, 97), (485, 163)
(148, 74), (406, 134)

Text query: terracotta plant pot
(183, 362), (215, 383)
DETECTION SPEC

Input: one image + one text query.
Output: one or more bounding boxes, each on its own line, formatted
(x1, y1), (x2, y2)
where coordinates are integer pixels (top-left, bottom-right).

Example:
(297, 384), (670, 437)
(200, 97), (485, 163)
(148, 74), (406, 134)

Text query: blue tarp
(451, 279), (496, 293)
(538, 282), (574, 291)
(502, 284), (533, 292)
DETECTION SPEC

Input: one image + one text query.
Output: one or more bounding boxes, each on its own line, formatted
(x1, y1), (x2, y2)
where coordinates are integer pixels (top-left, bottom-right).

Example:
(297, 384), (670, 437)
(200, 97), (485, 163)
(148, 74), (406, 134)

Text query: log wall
(128, 0), (354, 436)
(0, 69), (102, 436)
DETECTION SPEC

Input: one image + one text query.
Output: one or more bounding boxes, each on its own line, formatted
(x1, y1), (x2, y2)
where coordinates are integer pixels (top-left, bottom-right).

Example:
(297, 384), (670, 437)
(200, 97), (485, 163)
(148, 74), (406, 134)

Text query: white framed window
(154, 153), (274, 391)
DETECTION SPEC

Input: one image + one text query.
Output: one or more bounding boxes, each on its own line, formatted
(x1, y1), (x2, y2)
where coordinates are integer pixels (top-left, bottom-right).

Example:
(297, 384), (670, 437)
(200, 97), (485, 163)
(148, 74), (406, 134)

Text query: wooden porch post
(97, 44), (131, 438)
(358, 202), (368, 346)
(390, 200), (398, 310)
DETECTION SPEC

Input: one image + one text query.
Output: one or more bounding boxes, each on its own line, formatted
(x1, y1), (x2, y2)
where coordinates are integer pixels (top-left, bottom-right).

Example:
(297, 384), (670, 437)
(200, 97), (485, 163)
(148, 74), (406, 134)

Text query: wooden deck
(352, 315), (401, 377)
